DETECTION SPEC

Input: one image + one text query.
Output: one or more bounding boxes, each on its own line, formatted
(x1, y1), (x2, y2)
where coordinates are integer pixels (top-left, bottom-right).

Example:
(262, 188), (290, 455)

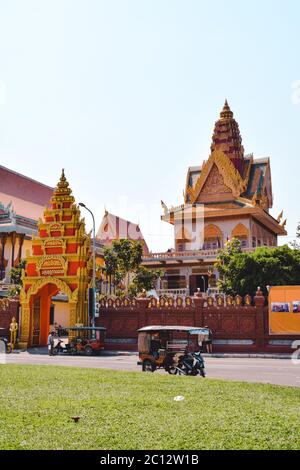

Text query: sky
(0, 0), (299, 251)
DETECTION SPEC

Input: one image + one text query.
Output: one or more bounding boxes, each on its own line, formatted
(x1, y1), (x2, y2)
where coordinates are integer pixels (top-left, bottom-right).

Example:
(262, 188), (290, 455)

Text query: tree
(291, 222), (300, 249)
(215, 239), (300, 297)
(103, 247), (119, 294)
(103, 240), (144, 294)
(7, 260), (26, 298)
(128, 267), (163, 297)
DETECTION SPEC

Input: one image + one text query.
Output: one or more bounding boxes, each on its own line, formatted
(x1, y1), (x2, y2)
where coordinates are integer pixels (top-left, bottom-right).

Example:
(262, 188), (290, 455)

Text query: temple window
(175, 227), (191, 252)
(232, 223), (249, 248)
(203, 224), (223, 250)
(252, 237), (256, 247)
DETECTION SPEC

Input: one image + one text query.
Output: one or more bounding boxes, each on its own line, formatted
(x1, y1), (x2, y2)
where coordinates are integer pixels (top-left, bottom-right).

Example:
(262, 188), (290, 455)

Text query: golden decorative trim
(188, 150), (250, 203)
(21, 277), (78, 303)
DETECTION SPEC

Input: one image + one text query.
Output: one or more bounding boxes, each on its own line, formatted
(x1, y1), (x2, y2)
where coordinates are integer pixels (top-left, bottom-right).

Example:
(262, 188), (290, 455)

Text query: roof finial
(54, 168), (72, 197)
(220, 99), (233, 119)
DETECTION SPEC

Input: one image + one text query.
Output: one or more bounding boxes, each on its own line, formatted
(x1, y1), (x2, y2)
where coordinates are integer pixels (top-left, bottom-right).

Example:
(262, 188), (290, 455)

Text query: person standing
(47, 331), (55, 356)
(204, 326), (213, 354)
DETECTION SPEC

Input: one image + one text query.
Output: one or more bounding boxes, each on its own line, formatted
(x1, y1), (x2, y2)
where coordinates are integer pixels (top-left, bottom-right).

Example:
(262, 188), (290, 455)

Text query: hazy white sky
(0, 0), (299, 251)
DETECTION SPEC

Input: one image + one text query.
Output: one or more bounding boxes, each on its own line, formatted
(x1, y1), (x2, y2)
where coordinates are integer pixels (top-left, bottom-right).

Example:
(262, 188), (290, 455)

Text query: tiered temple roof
(210, 100), (245, 175)
(185, 101), (274, 211)
(162, 100), (286, 237)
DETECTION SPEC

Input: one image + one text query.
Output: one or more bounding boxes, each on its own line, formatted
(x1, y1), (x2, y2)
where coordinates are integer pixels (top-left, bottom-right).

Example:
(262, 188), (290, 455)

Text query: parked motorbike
(0, 337), (12, 354)
(176, 352), (205, 377)
(53, 339), (72, 355)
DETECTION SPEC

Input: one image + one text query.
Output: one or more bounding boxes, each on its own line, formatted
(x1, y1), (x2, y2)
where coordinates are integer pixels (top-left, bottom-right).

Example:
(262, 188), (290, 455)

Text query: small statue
(9, 316), (18, 349)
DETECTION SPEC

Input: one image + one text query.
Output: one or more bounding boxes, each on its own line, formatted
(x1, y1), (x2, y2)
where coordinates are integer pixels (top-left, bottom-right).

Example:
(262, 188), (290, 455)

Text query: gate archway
(19, 170), (92, 348)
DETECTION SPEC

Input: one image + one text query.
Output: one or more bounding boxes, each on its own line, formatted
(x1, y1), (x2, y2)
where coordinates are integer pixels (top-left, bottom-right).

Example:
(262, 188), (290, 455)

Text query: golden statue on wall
(9, 316), (18, 349)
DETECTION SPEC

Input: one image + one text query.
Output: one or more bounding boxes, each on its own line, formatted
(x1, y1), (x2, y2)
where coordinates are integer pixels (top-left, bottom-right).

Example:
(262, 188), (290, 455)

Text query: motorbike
(176, 351), (205, 377)
(53, 339), (73, 355)
(0, 337), (12, 354)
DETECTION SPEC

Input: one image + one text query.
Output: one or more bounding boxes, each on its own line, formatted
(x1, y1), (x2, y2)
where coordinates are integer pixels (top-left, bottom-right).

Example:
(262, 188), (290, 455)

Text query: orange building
(19, 170), (92, 348)
(143, 101), (287, 295)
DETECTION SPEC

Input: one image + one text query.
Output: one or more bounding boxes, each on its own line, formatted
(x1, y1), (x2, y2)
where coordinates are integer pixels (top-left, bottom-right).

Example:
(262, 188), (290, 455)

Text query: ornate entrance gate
(19, 170), (92, 348)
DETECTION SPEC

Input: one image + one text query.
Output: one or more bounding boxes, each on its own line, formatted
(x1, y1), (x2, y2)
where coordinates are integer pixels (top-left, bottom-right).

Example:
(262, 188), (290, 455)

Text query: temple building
(97, 210), (149, 254)
(142, 101), (287, 295)
(0, 165), (53, 282)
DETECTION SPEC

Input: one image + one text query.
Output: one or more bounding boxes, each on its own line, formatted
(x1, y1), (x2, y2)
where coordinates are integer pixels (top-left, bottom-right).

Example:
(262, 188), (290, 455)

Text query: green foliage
(103, 240), (144, 293)
(0, 365), (299, 450)
(111, 239), (143, 274)
(9, 260), (25, 286)
(215, 239), (300, 297)
(7, 260), (25, 298)
(128, 267), (163, 297)
(291, 221), (300, 249)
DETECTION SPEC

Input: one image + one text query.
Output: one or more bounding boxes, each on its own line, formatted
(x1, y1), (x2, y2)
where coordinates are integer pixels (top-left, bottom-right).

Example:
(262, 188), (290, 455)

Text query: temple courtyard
(4, 352), (300, 387)
(0, 364), (299, 450)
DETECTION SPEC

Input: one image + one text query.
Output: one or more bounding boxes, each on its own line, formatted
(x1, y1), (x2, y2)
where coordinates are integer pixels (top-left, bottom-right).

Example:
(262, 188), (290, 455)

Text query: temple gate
(19, 170), (92, 348)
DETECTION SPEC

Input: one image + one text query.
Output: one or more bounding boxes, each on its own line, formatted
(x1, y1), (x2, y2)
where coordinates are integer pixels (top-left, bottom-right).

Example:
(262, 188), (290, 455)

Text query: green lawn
(0, 364), (299, 450)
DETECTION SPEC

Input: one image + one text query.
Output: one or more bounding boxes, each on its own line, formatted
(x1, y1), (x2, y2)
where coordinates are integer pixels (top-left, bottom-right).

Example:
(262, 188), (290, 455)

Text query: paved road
(4, 350), (300, 387)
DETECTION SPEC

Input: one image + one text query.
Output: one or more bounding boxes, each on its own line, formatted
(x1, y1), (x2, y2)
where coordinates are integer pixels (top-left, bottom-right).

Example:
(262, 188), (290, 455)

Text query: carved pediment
(198, 164), (232, 200)
(187, 150), (250, 203)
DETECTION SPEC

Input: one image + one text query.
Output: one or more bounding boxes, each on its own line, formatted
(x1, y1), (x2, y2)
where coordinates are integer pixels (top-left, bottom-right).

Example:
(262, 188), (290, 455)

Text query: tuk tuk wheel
(142, 359), (156, 372)
(84, 345), (93, 356)
(166, 366), (177, 375)
(6, 344), (12, 354)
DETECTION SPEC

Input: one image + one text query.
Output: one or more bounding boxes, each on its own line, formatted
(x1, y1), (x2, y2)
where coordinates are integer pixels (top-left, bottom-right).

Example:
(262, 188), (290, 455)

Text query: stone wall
(96, 291), (296, 353)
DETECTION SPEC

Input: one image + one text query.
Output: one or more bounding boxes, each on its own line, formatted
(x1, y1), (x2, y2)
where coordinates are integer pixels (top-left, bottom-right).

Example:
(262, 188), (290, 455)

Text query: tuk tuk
(65, 326), (106, 356)
(137, 325), (209, 375)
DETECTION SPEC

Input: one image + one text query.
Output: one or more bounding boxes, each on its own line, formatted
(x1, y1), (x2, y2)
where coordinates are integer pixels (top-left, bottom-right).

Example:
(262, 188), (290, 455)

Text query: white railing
(156, 288), (189, 297)
(143, 247), (255, 262)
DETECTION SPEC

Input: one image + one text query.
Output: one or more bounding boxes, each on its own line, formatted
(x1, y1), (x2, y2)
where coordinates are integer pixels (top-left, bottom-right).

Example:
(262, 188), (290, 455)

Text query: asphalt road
(3, 350), (300, 387)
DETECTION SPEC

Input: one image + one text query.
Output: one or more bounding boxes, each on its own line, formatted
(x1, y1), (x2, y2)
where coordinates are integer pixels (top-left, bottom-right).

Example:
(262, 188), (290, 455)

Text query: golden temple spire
(210, 100), (244, 175)
(53, 168), (73, 198)
(220, 99), (234, 120)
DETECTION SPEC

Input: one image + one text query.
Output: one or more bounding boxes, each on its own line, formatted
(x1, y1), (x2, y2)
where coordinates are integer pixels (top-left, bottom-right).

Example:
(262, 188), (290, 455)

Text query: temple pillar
(15, 234), (25, 267)
(19, 303), (31, 349)
(11, 232), (16, 269)
(0, 234), (7, 280)
(69, 302), (77, 327)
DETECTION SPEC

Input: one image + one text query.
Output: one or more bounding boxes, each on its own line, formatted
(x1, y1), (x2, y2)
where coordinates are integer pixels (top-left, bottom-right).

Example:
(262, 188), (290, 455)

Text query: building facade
(0, 165), (53, 282)
(142, 101), (287, 294)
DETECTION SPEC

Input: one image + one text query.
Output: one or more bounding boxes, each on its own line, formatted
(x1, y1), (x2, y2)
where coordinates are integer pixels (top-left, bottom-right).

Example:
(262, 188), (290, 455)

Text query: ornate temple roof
(184, 102), (274, 210)
(0, 201), (37, 236)
(97, 211), (149, 254)
(210, 100), (244, 175)
(161, 101), (286, 236)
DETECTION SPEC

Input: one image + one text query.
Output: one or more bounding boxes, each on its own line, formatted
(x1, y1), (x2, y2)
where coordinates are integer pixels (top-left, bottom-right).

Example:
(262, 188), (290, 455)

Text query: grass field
(0, 364), (299, 450)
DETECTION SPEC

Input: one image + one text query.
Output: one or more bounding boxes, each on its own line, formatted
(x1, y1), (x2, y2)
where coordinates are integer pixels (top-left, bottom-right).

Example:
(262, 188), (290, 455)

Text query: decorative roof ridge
(187, 165), (201, 172)
(187, 150), (249, 202)
(101, 210), (140, 229)
(251, 157), (270, 164)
